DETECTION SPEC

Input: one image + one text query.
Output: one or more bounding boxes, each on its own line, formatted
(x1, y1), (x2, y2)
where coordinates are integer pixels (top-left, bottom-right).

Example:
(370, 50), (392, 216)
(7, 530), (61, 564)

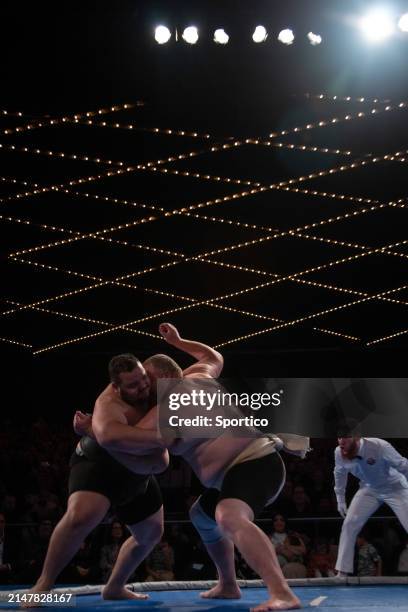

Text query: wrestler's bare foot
(200, 582), (241, 599)
(250, 593), (301, 612)
(102, 586), (149, 601)
(21, 580), (53, 608)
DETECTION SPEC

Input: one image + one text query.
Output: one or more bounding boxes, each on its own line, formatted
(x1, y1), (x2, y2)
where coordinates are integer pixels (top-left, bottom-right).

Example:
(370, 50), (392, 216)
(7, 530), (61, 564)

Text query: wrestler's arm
(105, 406), (169, 474)
(93, 396), (164, 453)
(159, 322), (224, 378)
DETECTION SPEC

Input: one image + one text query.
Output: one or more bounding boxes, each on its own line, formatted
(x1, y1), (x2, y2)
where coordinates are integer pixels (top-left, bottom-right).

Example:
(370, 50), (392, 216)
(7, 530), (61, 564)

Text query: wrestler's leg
(215, 498), (300, 612)
(29, 491), (110, 594)
(189, 494), (240, 599)
(102, 506), (163, 600)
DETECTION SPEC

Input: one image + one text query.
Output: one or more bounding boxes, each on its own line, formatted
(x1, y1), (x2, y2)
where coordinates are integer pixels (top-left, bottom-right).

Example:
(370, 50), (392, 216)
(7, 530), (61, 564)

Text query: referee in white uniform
(334, 424), (408, 575)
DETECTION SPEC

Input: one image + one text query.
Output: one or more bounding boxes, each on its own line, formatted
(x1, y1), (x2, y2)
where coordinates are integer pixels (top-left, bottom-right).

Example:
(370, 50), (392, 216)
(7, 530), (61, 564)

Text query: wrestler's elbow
(94, 423), (118, 448)
(151, 449), (170, 474)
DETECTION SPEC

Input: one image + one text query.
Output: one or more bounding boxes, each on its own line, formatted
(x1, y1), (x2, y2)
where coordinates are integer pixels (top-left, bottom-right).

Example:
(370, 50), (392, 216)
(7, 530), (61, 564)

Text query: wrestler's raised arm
(159, 322), (223, 379)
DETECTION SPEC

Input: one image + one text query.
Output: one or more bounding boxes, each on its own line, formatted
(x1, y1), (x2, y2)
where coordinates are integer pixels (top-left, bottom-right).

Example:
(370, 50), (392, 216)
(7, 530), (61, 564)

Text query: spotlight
(307, 31), (322, 45)
(214, 28), (229, 44)
(182, 26), (199, 44)
(278, 29), (295, 45)
(154, 26), (171, 45)
(398, 13), (408, 32)
(360, 10), (395, 41)
(252, 26), (268, 43)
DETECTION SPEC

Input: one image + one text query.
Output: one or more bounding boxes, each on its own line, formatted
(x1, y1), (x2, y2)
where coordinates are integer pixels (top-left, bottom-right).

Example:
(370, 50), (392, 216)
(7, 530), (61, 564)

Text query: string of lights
(71, 118), (212, 139)
(7, 196), (392, 262)
(4, 197), (408, 307)
(214, 282), (408, 349)
(141, 149), (408, 193)
(268, 100), (407, 138)
(72, 118), (354, 155)
(202, 258), (408, 306)
(8, 231), (408, 351)
(6, 256), (359, 353)
(3, 299), (162, 342)
(6, 141), (403, 260)
(7, 215), (408, 310)
(2, 103), (140, 137)
(303, 93), (391, 104)
(8, 250), (405, 340)
(3, 93), (407, 206)
(366, 328), (408, 346)
(0, 212), (192, 256)
(0, 336), (32, 349)
(3, 277), (359, 349)
(31, 272), (408, 354)
(57, 96), (405, 145)
(0, 177), (166, 215)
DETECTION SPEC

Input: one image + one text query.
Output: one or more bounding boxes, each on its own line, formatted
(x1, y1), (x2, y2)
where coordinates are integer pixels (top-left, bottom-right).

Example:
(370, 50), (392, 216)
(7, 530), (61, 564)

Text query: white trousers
(335, 486), (408, 573)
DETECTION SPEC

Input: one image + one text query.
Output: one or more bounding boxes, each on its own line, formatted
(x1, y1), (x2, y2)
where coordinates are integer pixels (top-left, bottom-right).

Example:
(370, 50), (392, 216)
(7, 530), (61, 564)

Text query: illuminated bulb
(278, 29), (295, 45)
(154, 26), (172, 44)
(360, 10), (395, 41)
(398, 13), (408, 32)
(182, 26), (199, 44)
(307, 32), (322, 45)
(214, 28), (229, 44)
(252, 26), (267, 43)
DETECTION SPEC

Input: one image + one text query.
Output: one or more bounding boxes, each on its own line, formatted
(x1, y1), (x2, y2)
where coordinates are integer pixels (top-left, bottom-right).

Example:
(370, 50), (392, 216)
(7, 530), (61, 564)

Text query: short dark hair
(337, 418), (362, 438)
(143, 354), (182, 379)
(108, 353), (141, 385)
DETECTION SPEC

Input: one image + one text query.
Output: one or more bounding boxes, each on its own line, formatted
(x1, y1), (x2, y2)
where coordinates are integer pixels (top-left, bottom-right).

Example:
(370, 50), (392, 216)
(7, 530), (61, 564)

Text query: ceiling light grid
(1, 99), (407, 351)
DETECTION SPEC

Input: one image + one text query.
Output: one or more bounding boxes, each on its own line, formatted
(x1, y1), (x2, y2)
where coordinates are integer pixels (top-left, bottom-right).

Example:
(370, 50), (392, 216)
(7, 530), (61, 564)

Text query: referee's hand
(337, 501), (348, 518)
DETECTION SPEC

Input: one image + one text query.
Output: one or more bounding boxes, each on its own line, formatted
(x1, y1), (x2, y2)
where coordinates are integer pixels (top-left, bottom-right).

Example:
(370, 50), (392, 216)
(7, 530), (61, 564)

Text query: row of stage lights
(155, 25), (319, 46)
(154, 10), (408, 45)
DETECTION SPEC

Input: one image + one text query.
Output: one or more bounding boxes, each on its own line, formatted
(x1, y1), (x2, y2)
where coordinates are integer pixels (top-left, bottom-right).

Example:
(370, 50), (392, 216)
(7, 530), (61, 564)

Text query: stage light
(182, 26), (199, 44)
(214, 29), (229, 44)
(398, 13), (408, 32)
(307, 32), (322, 45)
(278, 29), (295, 45)
(154, 26), (171, 45)
(360, 9), (395, 41)
(252, 26), (268, 43)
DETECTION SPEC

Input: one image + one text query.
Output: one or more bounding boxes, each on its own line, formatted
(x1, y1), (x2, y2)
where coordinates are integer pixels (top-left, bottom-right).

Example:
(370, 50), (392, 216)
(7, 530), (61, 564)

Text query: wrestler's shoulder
(95, 385), (124, 410)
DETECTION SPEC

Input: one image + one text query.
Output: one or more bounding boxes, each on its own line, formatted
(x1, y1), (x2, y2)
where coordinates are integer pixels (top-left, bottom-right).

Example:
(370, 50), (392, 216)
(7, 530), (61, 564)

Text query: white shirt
(334, 438), (408, 502)
(398, 546), (408, 573)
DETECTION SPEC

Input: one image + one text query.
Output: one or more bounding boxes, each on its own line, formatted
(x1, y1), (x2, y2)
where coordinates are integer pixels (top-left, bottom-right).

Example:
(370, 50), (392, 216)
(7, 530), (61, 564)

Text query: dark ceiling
(1, 0), (408, 402)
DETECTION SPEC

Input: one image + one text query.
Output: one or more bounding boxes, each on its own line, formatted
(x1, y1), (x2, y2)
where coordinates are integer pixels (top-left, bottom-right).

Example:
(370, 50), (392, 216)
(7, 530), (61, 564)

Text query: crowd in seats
(1, 420), (408, 585)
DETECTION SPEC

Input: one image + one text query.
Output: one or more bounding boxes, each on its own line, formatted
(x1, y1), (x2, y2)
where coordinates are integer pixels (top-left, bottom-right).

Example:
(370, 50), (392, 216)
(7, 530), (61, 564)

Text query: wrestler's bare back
(149, 370), (255, 489)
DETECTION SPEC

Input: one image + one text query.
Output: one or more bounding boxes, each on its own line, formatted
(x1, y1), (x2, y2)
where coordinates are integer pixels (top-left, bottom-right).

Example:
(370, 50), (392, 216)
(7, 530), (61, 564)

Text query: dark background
(1, 0), (408, 421)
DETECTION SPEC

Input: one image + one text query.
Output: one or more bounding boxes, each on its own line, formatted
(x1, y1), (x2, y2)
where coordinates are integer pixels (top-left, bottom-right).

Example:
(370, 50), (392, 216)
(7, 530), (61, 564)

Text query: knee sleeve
(189, 500), (223, 544)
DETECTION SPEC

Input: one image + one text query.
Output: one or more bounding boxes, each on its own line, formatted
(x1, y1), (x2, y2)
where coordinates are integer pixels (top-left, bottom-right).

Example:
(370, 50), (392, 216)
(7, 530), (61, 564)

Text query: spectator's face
(273, 515), (286, 533)
(116, 364), (150, 406)
(293, 487), (306, 504)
